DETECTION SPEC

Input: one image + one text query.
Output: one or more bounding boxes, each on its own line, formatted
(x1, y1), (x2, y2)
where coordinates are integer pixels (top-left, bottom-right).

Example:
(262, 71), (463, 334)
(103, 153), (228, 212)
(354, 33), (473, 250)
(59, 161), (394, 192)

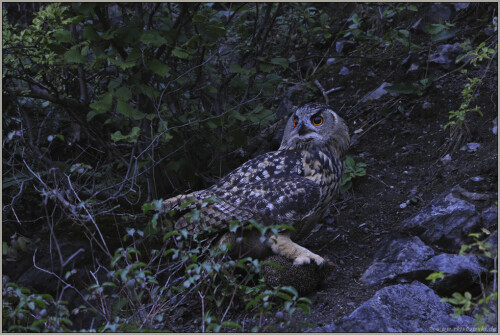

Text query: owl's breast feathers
(162, 146), (343, 238)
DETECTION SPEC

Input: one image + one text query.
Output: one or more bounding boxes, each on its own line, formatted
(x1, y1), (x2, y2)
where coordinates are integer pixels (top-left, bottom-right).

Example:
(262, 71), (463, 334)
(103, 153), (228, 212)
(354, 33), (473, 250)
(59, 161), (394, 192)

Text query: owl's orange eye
(293, 117), (299, 127)
(311, 115), (323, 126)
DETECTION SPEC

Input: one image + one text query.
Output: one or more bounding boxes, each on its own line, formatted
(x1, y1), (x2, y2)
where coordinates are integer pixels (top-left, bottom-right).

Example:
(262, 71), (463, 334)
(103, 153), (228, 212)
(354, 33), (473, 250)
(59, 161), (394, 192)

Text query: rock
(422, 101), (433, 110)
(338, 66), (350, 76)
(441, 154), (452, 162)
(425, 253), (487, 295)
(360, 236), (435, 285)
(407, 63), (419, 72)
(485, 229), (497, 251)
(361, 82), (390, 102)
(482, 206), (498, 229)
(452, 3), (469, 11)
(460, 142), (481, 152)
(314, 322), (339, 332)
(335, 41), (344, 53)
(338, 281), (476, 332)
(361, 236), (487, 295)
(325, 58), (336, 65)
(261, 255), (334, 295)
(401, 187), (480, 251)
(429, 43), (464, 70)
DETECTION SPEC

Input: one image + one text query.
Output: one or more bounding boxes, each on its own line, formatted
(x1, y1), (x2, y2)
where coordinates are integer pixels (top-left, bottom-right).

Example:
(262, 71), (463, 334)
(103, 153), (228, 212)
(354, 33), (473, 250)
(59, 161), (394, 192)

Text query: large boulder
(360, 236), (486, 295)
(425, 253), (487, 295)
(401, 188), (481, 251)
(337, 281), (477, 332)
(360, 236), (435, 285)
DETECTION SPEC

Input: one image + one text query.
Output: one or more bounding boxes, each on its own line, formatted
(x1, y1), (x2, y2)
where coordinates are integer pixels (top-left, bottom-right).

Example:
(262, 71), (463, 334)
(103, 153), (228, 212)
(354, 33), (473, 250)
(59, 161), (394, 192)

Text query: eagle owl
(162, 103), (350, 266)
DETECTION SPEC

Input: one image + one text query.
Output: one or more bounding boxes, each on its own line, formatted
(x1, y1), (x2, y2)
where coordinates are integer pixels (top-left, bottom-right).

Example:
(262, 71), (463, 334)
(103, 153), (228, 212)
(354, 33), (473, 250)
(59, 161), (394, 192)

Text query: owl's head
(279, 103), (350, 157)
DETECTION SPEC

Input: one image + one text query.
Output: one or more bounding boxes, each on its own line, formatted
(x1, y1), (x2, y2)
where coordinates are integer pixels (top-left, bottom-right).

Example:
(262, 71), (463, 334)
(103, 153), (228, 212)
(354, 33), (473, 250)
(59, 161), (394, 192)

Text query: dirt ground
(172, 35), (497, 331)
(299, 53), (498, 328)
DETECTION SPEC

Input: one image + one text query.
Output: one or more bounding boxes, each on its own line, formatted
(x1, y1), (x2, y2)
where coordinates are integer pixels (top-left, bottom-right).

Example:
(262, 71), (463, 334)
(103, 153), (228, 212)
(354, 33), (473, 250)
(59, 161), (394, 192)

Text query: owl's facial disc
(290, 121), (322, 143)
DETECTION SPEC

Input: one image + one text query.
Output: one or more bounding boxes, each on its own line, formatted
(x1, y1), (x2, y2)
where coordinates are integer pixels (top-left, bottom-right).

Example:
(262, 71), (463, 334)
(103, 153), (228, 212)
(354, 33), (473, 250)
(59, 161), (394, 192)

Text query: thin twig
(33, 248), (108, 321)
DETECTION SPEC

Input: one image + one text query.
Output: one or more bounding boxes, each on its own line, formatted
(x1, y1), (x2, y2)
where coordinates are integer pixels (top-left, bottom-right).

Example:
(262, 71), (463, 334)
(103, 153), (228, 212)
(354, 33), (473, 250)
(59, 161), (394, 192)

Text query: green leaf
(202, 25), (226, 41)
(192, 13), (207, 24)
(114, 87), (132, 101)
(260, 62), (273, 73)
(385, 82), (420, 95)
(426, 23), (447, 35)
(101, 28), (116, 40)
(397, 29), (410, 38)
(116, 100), (146, 120)
(88, 92), (112, 120)
(108, 58), (136, 70)
(221, 321), (242, 330)
(142, 199), (163, 213)
(202, 197), (220, 204)
(53, 29), (74, 43)
(432, 28), (457, 42)
(47, 43), (67, 54)
(77, 2), (96, 14)
(140, 31), (167, 46)
(83, 26), (100, 41)
(172, 47), (189, 59)
(281, 286), (298, 297)
(229, 64), (245, 73)
(64, 47), (85, 64)
(271, 57), (289, 69)
(148, 59), (170, 77)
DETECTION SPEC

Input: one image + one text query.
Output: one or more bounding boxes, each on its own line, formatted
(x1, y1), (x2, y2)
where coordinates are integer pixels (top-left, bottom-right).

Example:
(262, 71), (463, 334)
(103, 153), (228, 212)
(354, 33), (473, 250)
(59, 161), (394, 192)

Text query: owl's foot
(268, 234), (325, 266)
(293, 252), (325, 266)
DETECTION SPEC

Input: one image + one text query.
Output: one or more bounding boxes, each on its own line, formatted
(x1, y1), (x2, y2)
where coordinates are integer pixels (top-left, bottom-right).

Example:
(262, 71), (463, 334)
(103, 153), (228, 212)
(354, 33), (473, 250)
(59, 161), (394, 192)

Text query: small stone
(339, 66), (350, 76)
(466, 142), (480, 152)
(362, 82), (390, 102)
(336, 41), (345, 53)
(326, 58), (336, 65)
(422, 101), (433, 110)
(441, 154), (452, 162)
(407, 63), (419, 72)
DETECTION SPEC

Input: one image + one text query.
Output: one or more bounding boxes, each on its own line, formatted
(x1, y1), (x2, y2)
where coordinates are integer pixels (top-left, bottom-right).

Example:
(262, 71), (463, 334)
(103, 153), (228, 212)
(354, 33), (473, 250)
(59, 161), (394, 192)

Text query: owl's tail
(161, 192), (200, 213)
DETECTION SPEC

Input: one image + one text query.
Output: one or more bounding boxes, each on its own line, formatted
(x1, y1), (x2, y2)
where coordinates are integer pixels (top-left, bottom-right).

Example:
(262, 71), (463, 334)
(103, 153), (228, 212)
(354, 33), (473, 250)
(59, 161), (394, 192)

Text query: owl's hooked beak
(297, 122), (313, 136)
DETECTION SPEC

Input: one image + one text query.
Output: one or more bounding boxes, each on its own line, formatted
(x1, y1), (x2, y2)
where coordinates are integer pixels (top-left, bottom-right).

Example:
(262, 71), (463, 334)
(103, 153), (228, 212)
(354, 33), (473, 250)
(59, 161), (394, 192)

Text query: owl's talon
(293, 253), (325, 266)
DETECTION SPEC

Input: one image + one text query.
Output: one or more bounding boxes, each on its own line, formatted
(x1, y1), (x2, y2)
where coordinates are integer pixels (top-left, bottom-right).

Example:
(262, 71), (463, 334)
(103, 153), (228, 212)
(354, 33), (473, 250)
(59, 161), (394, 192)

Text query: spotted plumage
(162, 103), (350, 265)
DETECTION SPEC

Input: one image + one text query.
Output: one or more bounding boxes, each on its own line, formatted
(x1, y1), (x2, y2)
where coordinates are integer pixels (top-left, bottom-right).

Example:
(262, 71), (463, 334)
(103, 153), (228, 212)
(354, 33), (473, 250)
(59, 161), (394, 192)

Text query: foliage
(341, 3), (421, 54)
(3, 2), (497, 332)
(457, 41), (497, 67)
(426, 229), (497, 331)
(445, 70), (484, 130)
(2, 1), (346, 239)
(22, 201), (311, 332)
(341, 156), (367, 193)
(2, 281), (72, 332)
